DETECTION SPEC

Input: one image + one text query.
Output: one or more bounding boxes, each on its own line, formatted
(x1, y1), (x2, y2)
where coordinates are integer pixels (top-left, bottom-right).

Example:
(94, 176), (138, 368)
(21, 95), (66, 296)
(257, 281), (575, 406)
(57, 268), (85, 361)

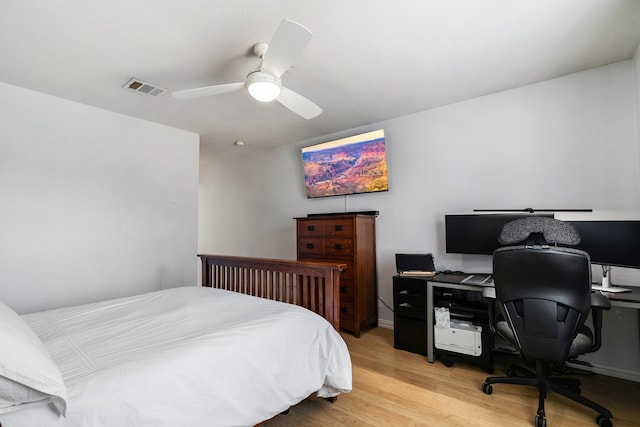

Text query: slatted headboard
(198, 254), (345, 331)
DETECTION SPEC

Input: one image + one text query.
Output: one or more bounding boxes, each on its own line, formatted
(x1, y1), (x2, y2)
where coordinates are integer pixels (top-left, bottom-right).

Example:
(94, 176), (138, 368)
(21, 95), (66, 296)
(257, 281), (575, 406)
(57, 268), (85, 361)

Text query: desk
(425, 274), (640, 364)
(602, 287), (640, 309)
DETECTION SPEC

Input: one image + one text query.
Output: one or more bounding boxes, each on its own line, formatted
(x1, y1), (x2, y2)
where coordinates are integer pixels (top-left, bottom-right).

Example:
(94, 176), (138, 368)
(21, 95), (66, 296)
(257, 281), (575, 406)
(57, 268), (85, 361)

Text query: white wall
(635, 43), (640, 190)
(201, 60), (640, 286)
(0, 82), (199, 314)
(200, 60), (640, 380)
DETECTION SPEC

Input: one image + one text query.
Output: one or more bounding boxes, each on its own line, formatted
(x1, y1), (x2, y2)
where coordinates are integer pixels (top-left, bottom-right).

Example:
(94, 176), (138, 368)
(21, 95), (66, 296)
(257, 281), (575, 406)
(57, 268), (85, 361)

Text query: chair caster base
(535, 414), (547, 427)
(596, 414), (612, 427)
(441, 359), (454, 368)
(482, 383), (492, 395)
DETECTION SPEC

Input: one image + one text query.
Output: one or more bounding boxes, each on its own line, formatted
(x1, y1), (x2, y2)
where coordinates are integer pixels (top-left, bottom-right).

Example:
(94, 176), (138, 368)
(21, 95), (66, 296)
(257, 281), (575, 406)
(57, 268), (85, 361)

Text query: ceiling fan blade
(172, 82), (244, 100)
(262, 19), (313, 77)
(277, 87), (322, 119)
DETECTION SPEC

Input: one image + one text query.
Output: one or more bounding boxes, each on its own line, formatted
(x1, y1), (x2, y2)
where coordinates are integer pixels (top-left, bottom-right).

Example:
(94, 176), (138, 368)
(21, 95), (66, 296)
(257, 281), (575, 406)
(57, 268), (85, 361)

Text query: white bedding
(0, 286), (352, 427)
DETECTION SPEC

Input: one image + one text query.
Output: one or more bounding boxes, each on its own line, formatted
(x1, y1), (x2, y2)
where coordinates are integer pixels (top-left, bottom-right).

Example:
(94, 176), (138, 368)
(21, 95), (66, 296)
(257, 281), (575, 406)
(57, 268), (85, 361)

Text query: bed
(0, 255), (352, 427)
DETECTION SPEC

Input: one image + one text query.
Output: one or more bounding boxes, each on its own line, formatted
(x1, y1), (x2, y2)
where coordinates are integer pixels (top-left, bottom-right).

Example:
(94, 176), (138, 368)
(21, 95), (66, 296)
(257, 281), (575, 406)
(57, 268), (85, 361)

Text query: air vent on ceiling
(123, 78), (167, 97)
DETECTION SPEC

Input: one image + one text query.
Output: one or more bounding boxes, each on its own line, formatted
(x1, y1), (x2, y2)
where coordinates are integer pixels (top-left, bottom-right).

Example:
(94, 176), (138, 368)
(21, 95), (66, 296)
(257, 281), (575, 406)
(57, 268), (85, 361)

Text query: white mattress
(0, 286), (352, 427)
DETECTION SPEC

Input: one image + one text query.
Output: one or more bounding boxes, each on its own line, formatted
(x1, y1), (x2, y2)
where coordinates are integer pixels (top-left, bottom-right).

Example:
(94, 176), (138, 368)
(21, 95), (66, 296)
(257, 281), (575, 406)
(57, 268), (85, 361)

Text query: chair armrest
(586, 291), (611, 354)
(591, 292), (611, 310)
(482, 287), (498, 335)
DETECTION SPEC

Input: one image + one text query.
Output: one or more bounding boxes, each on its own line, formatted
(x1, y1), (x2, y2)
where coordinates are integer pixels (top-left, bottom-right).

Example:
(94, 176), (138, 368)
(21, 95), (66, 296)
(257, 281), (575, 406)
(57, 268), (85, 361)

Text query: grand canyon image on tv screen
(302, 129), (389, 198)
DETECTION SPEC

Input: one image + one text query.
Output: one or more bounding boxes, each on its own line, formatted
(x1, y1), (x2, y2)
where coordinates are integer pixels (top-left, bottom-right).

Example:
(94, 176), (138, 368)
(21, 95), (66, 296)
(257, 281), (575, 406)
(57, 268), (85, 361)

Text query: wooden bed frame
(0, 256), (346, 427)
(198, 254), (345, 331)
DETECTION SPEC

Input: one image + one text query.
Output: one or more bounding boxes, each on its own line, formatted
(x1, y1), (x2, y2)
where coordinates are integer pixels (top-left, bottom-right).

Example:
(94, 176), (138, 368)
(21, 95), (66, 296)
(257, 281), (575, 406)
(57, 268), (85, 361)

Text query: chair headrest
(499, 217), (581, 246)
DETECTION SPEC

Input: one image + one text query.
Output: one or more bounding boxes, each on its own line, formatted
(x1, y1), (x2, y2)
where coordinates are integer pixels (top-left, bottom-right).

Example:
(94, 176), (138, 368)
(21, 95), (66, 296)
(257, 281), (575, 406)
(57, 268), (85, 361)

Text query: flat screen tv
(301, 129), (388, 198)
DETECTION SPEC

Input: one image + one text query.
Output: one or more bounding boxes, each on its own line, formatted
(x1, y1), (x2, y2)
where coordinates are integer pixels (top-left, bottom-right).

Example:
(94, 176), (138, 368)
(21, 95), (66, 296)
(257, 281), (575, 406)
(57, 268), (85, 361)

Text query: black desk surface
(397, 273), (469, 285)
(432, 273), (470, 285)
(426, 273), (640, 305)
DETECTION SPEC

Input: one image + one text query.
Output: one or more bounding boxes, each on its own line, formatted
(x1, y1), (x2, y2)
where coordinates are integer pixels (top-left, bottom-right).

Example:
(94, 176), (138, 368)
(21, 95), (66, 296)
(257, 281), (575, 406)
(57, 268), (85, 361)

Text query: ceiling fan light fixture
(247, 71), (281, 102)
(171, 20), (321, 118)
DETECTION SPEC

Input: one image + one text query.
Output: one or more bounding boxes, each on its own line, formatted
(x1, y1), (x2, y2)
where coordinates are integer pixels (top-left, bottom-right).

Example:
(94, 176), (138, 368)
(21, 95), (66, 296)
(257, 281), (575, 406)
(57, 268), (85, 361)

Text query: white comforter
(1, 286), (352, 427)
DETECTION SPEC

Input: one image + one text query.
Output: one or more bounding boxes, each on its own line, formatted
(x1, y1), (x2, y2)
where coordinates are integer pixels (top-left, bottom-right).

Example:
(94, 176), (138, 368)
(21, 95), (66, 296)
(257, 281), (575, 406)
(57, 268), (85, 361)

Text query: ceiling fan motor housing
(253, 42), (269, 58)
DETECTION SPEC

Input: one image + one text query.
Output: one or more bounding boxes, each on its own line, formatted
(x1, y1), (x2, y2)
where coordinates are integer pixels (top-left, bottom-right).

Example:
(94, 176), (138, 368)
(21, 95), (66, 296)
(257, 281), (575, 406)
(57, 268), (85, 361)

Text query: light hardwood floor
(266, 327), (640, 427)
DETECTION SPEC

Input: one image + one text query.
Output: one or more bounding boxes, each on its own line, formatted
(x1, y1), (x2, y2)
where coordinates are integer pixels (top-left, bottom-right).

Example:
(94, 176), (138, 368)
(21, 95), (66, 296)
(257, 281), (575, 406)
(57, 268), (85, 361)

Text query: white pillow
(0, 300), (67, 414)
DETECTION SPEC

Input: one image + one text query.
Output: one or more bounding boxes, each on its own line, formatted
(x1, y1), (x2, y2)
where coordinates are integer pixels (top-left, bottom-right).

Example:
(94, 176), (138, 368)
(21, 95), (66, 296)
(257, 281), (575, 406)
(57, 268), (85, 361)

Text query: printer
(434, 319), (483, 357)
(433, 287), (494, 373)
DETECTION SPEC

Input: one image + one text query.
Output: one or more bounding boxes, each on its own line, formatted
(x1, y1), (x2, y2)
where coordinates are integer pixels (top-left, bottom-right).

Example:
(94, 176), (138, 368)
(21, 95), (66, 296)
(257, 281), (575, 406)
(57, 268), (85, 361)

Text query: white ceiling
(2, 0), (640, 156)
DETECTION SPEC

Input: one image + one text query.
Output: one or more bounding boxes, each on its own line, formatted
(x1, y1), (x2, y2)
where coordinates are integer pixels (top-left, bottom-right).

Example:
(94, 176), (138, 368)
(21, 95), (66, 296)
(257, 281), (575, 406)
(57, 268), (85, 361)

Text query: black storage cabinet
(393, 276), (428, 355)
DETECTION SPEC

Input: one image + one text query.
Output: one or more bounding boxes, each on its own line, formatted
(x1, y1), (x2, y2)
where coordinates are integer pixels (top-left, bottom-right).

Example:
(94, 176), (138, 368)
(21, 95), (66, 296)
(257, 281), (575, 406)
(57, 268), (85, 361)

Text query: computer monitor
(570, 220), (640, 269)
(445, 213), (553, 255)
(446, 213), (640, 268)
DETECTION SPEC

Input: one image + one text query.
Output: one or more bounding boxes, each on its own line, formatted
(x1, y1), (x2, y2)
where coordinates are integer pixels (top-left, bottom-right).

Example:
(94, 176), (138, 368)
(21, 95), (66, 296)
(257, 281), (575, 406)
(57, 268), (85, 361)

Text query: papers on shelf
(434, 307), (450, 328)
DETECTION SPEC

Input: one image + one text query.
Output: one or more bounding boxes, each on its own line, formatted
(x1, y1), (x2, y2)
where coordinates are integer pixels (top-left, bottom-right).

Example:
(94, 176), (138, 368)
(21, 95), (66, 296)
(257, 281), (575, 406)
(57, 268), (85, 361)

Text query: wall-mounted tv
(301, 129), (389, 198)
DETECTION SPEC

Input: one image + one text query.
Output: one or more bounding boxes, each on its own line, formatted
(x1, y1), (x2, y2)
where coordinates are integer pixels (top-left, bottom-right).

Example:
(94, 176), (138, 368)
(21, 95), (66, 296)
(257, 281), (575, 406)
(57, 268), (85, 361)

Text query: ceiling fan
(172, 19), (322, 120)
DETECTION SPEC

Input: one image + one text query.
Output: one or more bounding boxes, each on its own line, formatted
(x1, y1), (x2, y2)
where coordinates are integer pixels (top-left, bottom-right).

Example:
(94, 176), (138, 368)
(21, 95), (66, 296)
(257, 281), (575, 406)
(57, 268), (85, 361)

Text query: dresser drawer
(394, 277), (427, 297)
(338, 279), (355, 302)
(324, 219), (354, 237)
(297, 238), (324, 257)
(393, 277), (427, 320)
(340, 302), (355, 330)
(394, 317), (427, 356)
(336, 261), (354, 281)
(324, 238), (354, 257)
(394, 300), (426, 320)
(297, 220), (325, 237)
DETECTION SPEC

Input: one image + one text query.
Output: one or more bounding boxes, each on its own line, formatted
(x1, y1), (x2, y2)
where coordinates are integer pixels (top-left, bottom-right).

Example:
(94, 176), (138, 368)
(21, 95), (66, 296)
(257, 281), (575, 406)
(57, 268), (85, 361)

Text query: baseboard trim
(567, 361), (640, 383)
(378, 319), (394, 329)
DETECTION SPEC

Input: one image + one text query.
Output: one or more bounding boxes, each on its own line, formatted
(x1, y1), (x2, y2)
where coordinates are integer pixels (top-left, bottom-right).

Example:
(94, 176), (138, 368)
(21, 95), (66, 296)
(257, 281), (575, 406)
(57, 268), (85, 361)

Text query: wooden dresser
(295, 213), (377, 337)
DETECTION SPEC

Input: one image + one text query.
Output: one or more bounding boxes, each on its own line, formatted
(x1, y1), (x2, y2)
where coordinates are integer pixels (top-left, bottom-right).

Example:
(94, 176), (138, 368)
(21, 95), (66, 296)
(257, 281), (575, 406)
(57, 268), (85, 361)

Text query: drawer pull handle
(307, 225), (315, 231)
(340, 307), (348, 313)
(335, 225), (343, 231)
(399, 303), (413, 308)
(306, 243), (315, 249)
(334, 244), (343, 250)
(340, 286), (349, 292)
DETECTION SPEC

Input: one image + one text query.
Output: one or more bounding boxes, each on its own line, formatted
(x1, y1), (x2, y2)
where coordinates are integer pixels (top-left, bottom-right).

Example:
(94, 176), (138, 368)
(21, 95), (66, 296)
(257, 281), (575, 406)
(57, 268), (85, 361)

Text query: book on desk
(398, 270), (436, 278)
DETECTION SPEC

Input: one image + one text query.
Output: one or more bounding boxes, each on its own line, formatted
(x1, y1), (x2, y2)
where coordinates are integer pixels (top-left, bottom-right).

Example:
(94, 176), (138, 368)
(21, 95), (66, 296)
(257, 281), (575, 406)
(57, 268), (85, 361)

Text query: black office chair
(481, 217), (613, 427)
